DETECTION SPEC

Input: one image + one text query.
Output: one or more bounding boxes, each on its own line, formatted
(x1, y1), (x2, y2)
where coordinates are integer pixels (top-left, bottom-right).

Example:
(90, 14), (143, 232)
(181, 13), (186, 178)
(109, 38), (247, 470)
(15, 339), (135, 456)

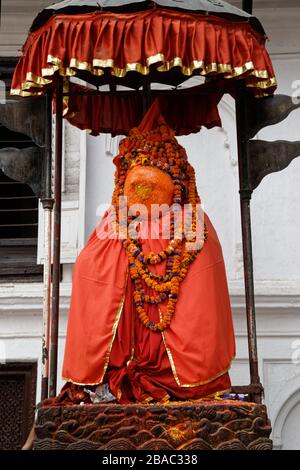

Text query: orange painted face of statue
(124, 166), (174, 216)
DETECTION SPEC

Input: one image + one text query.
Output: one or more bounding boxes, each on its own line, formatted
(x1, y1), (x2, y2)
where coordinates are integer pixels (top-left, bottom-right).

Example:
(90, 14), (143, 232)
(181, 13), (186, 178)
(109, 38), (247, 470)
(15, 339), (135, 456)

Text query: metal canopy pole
(242, 0), (253, 14)
(238, 0), (262, 404)
(238, 0), (261, 402)
(49, 77), (63, 397)
(236, 81), (262, 403)
(40, 91), (54, 401)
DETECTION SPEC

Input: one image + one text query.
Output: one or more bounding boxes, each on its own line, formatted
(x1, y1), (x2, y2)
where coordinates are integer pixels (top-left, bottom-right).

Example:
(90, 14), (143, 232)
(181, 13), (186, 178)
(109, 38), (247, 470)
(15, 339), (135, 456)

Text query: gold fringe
(11, 53), (277, 96)
(246, 77), (277, 89)
(117, 387), (122, 401)
(159, 308), (235, 388)
(160, 393), (171, 403)
(62, 76), (70, 117)
(196, 387), (232, 401)
(62, 292), (125, 386)
(10, 88), (43, 97)
(63, 270), (128, 387)
(99, 269), (128, 384)
(61, 376), (103, 386)
(142, 396), (154, 404)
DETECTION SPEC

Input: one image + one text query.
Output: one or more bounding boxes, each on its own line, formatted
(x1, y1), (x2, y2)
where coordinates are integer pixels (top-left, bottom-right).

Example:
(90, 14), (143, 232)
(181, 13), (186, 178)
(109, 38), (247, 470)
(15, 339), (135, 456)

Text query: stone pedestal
(33, 400), (272, 450)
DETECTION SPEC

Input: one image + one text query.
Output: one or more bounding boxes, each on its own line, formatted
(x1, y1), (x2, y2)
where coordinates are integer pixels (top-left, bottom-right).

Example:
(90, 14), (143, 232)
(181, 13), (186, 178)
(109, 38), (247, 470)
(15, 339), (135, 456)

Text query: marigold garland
(112, 122), (207, 332)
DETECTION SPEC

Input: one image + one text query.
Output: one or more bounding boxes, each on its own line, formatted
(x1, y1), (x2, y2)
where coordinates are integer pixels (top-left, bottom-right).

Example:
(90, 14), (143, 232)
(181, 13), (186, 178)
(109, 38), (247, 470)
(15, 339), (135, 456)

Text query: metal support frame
(236, 80), (262, 404)
(143, 77), (152, 114)
(240, 0), (262, 406)
(40, 92), (54, 401)
(63, 84), (221, 98)
(49, 77), (64, 398)
(242, 0), (253, 15)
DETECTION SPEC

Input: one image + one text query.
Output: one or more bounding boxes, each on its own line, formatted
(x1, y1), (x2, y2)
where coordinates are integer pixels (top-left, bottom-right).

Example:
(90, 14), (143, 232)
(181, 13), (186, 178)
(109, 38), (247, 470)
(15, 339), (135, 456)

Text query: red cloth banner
(11, 8), (276, 98)
(64, 82), (223, 136)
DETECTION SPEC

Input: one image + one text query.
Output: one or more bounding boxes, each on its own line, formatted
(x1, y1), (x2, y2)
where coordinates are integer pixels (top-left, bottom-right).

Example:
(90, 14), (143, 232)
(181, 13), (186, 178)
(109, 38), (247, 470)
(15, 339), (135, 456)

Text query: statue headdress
(112, 99), (200, 207)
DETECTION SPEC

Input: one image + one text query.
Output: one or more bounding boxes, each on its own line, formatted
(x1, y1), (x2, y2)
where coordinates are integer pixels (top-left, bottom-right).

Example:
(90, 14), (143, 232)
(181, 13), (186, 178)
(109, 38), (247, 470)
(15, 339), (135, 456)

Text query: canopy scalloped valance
(11, 8), (276, 98)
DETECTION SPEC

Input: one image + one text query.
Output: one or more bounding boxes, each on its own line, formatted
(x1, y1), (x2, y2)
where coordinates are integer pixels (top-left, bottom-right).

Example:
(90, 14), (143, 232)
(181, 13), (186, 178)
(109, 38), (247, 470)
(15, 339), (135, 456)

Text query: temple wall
(0, 1), (299, 450)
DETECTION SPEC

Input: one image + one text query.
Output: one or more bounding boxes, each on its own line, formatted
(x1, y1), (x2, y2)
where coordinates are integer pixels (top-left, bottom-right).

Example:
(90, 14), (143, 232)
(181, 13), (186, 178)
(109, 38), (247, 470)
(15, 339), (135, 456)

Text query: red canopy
(12, 8), (276, 97)
(11, 6), (277, 135)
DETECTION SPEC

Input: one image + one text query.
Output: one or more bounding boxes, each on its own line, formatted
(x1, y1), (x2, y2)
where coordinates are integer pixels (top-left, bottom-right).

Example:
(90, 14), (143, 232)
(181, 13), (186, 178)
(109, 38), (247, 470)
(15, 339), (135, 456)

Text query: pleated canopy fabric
(63, 80), (224, 137)
(11, 1), (277, 135)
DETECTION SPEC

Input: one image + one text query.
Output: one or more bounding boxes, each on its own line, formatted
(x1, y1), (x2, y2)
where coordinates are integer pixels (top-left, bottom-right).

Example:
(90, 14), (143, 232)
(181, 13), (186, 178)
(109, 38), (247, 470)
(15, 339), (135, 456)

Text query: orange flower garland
(112, 123), (207, 332)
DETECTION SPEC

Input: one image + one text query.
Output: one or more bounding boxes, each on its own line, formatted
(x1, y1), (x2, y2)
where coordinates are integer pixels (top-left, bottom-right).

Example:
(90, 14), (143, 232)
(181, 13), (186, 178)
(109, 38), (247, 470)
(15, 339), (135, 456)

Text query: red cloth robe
(62, 210), (235, 403)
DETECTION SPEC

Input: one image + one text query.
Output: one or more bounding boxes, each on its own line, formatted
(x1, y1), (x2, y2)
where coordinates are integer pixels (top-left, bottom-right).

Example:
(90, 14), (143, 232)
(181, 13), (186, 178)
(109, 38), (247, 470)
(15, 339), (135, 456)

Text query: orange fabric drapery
(11, 8), (276, 98)
(62, 98), (236, 402)
(62, 210), (235, 401)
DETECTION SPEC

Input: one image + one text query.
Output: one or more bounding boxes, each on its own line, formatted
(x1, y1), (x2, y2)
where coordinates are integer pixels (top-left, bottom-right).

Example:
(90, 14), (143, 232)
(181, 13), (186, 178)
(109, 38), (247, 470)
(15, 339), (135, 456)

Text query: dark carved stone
(249, 139), (300, 190)
(33, 401), (272, 450)
(246, 94), (300, 140)
(0, 147), (45, 197)
(241, 93), (300, 191)
(0, 96), (47, 148)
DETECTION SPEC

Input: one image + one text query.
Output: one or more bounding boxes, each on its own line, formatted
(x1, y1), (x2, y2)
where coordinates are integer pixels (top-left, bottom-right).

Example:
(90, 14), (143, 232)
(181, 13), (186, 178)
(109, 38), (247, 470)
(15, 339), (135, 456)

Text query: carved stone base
(33, 400), (272, 450)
